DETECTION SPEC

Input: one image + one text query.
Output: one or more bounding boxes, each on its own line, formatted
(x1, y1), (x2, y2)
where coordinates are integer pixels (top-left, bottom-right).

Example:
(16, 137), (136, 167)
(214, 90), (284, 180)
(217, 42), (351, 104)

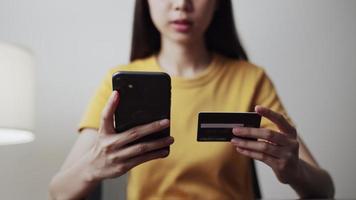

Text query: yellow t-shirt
(78, 53), (291, 199)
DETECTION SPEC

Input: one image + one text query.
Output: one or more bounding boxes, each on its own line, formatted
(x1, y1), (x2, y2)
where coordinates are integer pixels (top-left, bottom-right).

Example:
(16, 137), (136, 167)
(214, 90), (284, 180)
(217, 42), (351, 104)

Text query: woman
(49, 0), (334, 199)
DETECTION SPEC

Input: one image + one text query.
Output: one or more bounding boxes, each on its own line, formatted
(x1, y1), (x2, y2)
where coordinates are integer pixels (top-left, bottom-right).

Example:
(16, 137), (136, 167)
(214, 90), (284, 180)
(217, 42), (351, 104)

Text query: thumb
(100, 90), (120, 134)
(255, 105), (296, 137)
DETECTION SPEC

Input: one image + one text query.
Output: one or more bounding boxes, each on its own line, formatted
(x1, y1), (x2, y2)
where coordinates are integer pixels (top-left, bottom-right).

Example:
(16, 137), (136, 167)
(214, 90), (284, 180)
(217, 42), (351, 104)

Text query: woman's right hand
(85, 91), (174, 182)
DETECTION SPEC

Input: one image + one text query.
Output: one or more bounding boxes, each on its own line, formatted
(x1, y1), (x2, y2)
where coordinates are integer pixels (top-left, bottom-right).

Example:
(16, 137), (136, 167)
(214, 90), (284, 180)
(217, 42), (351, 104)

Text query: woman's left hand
(231, 105), (300, 184)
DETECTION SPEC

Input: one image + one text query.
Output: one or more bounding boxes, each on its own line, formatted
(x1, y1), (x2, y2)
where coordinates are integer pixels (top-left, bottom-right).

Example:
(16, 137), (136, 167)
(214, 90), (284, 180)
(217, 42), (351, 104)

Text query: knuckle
(128, 128), (139, 140)
(99, 141), (111, 154)
(117, 164), (128, 174)
(153, 121), (162, 129)
(239, 140), (246, 147)
(260, 143), (269, 151)
(137, 144), (147, 154)
(106, 155), (116, 164)
(265, 130), (274, 140)
(103, 146), (111, 154)
(260, 153), (267, 161)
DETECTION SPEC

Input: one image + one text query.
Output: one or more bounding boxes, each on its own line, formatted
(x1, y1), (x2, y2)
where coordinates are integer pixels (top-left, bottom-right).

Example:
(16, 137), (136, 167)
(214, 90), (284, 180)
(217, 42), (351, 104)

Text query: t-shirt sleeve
(77, 69), (114, 132)
(251, 69), (294, 132)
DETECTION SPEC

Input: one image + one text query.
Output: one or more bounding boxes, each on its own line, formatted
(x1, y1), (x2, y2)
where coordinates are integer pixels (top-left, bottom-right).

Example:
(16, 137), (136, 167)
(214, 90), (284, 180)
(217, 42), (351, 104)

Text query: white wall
(0, 0), (355, 199)
(234, 1), (356, 198)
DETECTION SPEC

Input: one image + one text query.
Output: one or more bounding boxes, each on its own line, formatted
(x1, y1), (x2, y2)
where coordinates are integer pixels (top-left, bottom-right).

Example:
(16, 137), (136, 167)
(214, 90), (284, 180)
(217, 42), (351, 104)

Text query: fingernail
(111, 91), (116, 97)
(112, 91), (118, 100)
(255, 105), (260, 111)
(168, 137), (174, 143)
(231, 138), (240, 145)
(232, 127), (241, 135)
(160, 119), (169, 126)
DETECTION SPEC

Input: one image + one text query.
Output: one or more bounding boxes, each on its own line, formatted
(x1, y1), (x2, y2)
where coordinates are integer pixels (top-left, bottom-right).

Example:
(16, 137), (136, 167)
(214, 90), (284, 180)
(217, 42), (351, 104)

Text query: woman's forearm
(49, 155), (99, 200)
(290, 159), (334, 198)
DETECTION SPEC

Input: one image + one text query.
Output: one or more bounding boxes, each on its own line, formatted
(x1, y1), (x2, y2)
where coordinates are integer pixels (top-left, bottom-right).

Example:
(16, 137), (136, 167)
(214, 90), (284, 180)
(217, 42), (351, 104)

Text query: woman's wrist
(287, 159), (312, 197)
(288, 159), (334, 198)
(79, 151), (102, 184)
(285, 158), (306, 185)
(51, 153), (102, 200)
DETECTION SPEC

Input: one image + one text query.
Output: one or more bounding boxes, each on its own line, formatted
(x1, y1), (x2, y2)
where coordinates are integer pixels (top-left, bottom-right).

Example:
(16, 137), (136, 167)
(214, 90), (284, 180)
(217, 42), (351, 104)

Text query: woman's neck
(157, 37), (212, 78)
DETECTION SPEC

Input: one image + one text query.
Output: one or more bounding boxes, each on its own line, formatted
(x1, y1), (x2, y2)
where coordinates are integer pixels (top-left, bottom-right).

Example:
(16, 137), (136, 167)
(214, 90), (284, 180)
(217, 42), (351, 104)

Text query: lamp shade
(0, 42), (35, 145)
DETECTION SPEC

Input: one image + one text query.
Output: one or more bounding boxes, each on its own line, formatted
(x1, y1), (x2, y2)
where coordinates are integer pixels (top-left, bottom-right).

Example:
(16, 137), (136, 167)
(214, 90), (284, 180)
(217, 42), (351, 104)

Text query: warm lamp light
(0, 42), (35, 145)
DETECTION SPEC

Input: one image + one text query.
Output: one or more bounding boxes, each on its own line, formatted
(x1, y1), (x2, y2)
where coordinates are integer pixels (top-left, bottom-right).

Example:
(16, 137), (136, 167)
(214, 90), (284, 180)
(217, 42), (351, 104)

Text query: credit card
(197, 112), (261, 142)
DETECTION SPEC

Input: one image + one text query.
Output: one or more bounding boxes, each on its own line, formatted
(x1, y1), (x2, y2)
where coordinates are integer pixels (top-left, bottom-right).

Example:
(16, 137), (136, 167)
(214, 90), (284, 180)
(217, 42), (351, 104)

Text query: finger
(123, 149), (169, 171)
(109, 136), (174, 161)
(235, 146), (277, 168)
(255, 105), (296, 137)
(111, 119), (170, 148)
(232, 127), (289, 146)
(99, 91), (120, 134)
(231, 138), (283, 158)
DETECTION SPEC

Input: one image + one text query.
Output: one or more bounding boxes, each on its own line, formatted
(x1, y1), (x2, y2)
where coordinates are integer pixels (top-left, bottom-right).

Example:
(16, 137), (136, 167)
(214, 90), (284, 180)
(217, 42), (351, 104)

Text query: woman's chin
(166, 33), (199, 45)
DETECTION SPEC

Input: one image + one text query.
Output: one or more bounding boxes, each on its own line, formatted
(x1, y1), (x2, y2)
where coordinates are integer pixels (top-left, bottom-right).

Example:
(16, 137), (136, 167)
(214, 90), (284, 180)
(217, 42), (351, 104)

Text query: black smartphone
(112, 71), (171, 147)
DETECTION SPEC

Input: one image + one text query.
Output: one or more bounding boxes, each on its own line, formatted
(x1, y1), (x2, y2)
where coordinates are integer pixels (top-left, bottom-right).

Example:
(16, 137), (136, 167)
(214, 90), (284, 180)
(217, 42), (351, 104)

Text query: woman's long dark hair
(130, 0), (248, 62)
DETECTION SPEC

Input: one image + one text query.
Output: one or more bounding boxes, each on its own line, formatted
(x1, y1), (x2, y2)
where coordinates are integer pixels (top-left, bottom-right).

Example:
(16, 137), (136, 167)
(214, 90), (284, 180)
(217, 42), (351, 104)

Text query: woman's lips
(170, 19), (192, 33)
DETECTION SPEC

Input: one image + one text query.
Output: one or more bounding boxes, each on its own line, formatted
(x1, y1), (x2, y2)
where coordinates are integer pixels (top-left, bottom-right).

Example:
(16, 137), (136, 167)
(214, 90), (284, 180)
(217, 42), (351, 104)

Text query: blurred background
(0, 0), (355, 199)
